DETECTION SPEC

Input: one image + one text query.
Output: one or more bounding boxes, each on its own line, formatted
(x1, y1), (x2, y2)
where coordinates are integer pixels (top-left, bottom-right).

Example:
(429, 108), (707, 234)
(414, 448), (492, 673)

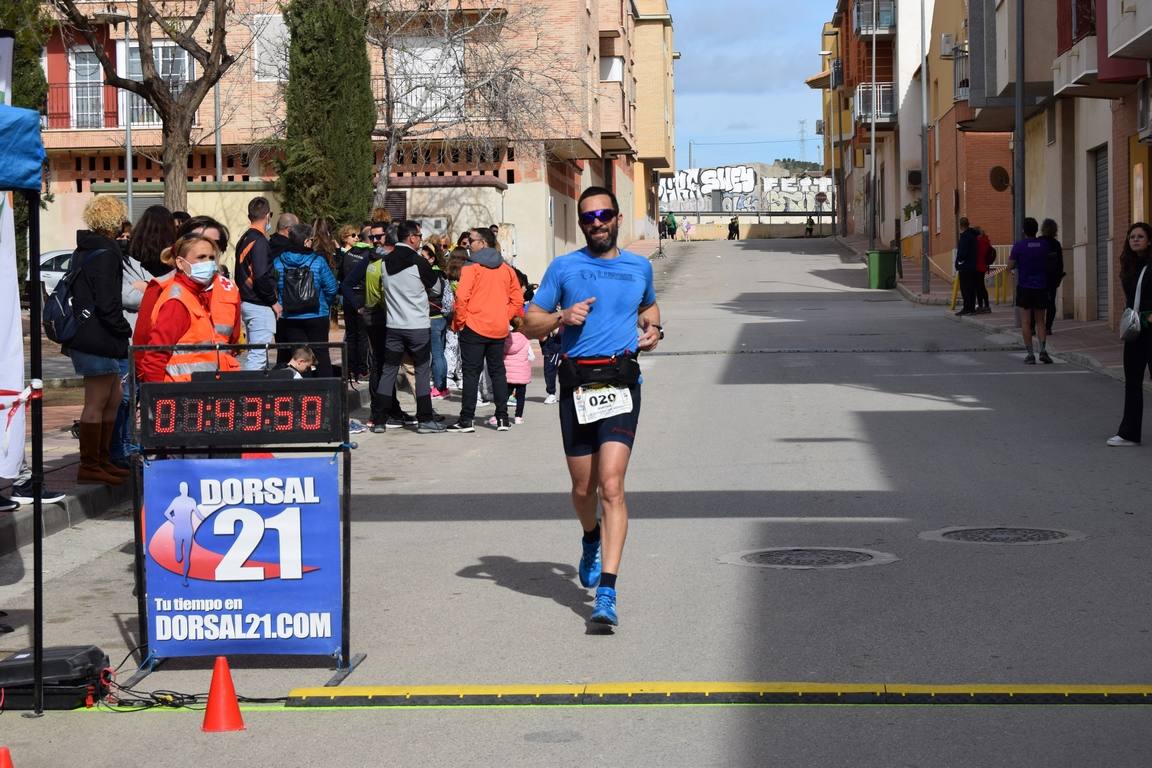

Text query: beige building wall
(632, 0), (675, 236)
(503, 179), (552, 281)
(1022, 96), (1113, 322)
(1071, 99), (1113, 320)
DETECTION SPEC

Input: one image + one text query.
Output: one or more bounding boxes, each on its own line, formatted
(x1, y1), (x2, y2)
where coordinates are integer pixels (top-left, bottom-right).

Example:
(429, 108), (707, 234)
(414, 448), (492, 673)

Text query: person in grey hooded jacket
(374, 220), (444, 433)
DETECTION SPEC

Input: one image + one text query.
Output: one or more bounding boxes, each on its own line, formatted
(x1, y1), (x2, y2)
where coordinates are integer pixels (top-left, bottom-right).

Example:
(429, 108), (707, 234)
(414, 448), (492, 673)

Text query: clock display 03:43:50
(138, 380), (344, 447)
(151, 394), (325, 435)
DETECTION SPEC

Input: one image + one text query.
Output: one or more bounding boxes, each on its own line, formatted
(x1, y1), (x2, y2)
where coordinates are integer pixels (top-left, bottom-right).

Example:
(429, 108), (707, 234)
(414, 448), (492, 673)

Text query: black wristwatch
(654, 324), (664, 340)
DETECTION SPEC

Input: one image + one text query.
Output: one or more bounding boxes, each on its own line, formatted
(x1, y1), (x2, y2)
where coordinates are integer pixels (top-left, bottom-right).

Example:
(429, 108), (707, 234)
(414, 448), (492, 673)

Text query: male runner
(524, 186), (662, 627)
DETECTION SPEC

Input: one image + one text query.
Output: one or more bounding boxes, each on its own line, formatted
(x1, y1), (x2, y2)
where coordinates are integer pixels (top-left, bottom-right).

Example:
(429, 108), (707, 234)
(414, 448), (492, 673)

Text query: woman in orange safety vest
(137, 236), (242, 383)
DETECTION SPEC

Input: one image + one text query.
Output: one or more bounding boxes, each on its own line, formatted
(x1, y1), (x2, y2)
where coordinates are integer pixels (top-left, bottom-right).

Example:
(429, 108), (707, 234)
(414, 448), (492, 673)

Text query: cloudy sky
(666, 0), (838, 171)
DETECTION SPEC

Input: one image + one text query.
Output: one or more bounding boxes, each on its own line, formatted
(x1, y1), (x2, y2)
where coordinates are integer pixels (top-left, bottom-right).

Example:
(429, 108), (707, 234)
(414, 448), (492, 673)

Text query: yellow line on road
(286, 682), (1152, 707)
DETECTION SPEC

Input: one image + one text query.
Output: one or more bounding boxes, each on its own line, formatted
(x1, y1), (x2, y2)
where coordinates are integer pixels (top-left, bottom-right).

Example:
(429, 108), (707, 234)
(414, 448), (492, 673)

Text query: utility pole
(1013, 0), (1025, 241)
(919, 0), (931, 293)
(214, 83), (222, 183)
(868, 0), (878, 251)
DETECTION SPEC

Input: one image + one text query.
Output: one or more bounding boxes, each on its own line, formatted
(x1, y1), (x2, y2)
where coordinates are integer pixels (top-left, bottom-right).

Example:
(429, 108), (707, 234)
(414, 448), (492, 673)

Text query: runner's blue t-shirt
(532, 247), (656, 358)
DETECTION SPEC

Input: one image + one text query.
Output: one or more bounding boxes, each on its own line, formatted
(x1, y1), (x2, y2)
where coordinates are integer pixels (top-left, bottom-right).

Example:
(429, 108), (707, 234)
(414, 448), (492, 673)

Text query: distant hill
(774, 158), (822, 174)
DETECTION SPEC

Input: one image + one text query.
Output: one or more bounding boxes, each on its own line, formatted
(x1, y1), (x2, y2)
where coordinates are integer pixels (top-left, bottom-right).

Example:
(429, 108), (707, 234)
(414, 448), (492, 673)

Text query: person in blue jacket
(274, 222), (339, 377)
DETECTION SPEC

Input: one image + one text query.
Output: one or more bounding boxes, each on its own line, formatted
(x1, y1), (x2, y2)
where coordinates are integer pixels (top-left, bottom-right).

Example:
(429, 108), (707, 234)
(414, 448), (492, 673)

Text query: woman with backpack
(65, 196), (134, 485)
(274, 222), (339, 377)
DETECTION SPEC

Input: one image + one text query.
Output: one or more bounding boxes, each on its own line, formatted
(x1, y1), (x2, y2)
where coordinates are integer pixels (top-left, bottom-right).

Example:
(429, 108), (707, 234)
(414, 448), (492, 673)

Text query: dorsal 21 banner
(142, 457), (342, 658)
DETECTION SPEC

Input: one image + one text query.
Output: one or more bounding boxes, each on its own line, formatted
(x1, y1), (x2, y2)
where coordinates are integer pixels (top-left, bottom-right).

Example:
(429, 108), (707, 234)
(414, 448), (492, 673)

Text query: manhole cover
(720, 547), (898, 570)
(920, 527), (1085, 545)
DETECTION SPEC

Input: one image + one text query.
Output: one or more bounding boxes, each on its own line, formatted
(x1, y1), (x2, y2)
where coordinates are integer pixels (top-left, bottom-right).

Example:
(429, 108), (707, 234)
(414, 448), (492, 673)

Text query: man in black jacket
(234, 197), (281, 371)
(339, 231), (374, 380)
(268, 213), (298, 260)
(955, 217), (981, 316)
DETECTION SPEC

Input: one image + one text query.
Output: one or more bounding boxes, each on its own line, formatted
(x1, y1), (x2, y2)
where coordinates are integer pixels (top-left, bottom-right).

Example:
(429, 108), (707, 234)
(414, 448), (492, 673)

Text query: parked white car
(26, 249), (74, 294)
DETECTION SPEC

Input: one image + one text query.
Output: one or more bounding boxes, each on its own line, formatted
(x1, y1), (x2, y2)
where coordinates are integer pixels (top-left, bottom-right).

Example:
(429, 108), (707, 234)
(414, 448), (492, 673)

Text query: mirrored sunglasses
(578, 208), (618, 225)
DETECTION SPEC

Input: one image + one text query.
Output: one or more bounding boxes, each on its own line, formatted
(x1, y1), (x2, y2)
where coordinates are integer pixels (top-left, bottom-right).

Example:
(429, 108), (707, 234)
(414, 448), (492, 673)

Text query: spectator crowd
(2, 194), (554, 509)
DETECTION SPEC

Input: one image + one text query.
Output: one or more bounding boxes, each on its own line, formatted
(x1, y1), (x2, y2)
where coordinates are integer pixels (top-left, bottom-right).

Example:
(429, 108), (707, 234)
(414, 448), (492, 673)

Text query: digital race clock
(138, 379), (345, 448)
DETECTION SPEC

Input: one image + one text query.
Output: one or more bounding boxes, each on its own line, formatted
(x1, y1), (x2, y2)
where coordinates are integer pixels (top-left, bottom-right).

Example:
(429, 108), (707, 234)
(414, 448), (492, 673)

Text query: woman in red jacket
(138, 236), (241, 383)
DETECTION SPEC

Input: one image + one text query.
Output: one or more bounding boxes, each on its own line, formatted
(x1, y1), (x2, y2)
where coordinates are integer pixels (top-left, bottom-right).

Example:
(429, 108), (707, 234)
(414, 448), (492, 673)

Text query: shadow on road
(456, 555), (592, 620)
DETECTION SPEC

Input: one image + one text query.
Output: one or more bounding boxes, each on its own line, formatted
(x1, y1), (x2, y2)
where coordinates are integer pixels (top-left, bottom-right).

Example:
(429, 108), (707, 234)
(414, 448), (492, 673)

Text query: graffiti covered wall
(659, 165), (835, 213)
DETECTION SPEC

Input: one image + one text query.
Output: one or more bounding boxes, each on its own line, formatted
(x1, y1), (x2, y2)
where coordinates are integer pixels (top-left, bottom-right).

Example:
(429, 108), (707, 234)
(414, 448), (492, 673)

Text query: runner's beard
(587, 226), (618, 254)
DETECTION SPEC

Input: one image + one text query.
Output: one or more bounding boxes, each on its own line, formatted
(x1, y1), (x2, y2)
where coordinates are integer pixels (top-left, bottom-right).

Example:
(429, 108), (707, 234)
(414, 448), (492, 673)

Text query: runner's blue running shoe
(579, 537), (601, 588)
(589, 586), (618, 626)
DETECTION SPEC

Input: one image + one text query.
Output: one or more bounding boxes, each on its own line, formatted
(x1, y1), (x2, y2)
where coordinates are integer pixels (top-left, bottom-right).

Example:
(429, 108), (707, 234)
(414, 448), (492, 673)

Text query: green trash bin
(867, 250), (898, 289)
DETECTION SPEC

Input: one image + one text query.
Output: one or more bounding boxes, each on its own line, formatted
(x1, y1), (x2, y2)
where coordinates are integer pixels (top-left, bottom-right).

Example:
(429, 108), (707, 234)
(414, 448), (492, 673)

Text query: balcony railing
(853, 82), (896, 122)
(45, 81), (190, 130)
(373, 74), (465, 123)
(854, 0), (896, 36)
(953, 48), (970, 102)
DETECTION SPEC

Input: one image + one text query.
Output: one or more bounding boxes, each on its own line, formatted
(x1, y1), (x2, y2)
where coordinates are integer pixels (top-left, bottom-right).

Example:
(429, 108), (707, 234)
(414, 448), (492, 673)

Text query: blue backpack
(43, 249), (100, 344)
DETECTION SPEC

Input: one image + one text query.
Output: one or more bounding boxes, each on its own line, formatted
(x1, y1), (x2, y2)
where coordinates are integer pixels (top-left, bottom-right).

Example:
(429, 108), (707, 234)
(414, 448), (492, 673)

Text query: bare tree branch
(48, 0), (242, 209)
(364, 0), (579, 205)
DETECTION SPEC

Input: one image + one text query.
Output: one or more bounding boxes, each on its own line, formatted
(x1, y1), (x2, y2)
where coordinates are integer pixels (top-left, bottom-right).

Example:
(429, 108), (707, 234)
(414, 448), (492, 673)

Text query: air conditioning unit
(907, 170), (922, 188)
(940, 32), (956, 59)
(1139, 79), (1152, 144)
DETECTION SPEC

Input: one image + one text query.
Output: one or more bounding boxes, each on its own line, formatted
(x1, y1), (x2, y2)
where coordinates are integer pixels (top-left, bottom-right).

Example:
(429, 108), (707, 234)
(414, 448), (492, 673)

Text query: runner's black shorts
(1015, 286), (1048, 309)
(558, 384), (641, 457)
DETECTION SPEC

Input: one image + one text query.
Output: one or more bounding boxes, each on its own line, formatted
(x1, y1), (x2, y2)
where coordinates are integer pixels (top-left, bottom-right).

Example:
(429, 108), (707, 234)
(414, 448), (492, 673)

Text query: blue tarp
(0, 104), (45, 191)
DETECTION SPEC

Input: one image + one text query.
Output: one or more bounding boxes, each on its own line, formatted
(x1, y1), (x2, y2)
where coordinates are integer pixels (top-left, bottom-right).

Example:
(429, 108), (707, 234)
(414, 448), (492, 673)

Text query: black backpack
(281, 256), (319, 315)
(43, 249), (100, 344)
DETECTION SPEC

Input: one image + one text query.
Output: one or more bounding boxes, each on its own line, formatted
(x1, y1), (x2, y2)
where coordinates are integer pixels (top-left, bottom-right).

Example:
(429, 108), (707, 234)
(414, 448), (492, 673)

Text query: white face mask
(180, 257), (218, 286)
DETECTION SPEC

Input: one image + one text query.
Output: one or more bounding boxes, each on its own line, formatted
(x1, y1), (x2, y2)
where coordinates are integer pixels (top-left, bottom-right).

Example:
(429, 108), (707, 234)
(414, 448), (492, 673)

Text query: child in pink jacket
(495, 316), (533, 424)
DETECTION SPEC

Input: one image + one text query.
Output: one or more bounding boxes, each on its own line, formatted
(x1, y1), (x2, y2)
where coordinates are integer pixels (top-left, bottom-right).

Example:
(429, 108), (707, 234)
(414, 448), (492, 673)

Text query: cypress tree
(278, 0), (376, 228)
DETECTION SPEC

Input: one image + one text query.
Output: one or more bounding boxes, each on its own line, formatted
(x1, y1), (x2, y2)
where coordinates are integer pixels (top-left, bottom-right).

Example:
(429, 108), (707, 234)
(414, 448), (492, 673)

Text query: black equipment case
(0, 645), (109, 710)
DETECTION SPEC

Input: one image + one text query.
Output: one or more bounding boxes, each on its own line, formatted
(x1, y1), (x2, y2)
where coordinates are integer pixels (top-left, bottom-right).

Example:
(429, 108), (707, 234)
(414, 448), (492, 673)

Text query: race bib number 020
(573, 384), (633, 424)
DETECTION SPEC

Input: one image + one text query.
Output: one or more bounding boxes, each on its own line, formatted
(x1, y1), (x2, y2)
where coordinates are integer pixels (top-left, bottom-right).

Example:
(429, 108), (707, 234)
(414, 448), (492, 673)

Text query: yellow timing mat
(286, 682), (1152, 707)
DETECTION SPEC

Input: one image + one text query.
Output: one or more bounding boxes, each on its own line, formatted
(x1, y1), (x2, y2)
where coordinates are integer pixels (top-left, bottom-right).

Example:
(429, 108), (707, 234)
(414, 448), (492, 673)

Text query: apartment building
(808, 0), (1152, 328)
(808, 0), (898, 247)
(37, 0), (677, 283)
(921, 0), (1013, 273)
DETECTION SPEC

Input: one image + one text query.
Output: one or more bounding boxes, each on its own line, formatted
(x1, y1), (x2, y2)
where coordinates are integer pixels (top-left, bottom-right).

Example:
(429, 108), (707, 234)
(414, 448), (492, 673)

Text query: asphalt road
(1, 236), (1150, 767)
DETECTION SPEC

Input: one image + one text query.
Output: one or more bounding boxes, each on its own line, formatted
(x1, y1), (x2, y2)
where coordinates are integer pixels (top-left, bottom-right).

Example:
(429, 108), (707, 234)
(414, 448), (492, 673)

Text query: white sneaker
(514, 416), (524, 425)
(544, 394), (558, 405)
(1106, 435), (1140, 447)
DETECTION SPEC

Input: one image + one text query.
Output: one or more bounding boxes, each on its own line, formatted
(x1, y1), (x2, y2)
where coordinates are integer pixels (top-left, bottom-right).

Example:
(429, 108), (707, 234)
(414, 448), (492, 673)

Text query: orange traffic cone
(202, 656), (245, 732)
(0, 746), (13, 768)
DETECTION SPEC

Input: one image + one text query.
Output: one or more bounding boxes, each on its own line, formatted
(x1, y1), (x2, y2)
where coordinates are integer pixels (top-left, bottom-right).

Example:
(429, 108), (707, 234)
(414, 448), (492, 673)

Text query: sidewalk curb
(0, 480), (131, 557)
(896, 282), (950, 306)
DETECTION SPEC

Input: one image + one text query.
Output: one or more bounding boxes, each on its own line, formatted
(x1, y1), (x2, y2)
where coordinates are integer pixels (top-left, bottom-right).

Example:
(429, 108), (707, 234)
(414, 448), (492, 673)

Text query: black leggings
(1117, 332), (1152, 442)
(510, 383), (527, 418)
